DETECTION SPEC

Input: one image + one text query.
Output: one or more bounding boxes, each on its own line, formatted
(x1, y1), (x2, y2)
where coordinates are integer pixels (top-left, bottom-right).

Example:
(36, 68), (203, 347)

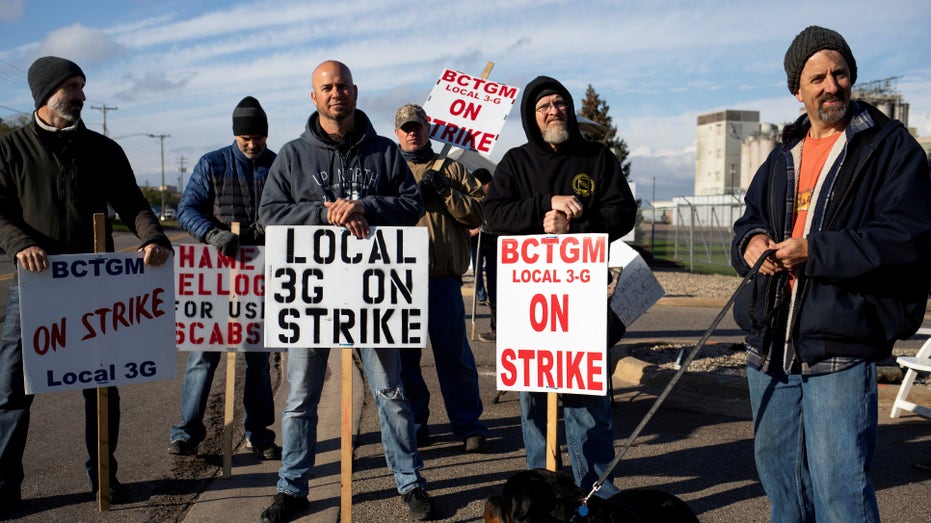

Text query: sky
(1, 0), (930, 202)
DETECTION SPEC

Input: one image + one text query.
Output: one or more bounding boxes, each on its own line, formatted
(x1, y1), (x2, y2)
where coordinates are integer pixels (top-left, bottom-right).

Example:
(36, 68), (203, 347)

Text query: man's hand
(543, 210), (571, 234)
(550, 195), (582, 220)
(772, 237), (808, 274)
(744, 234), (780, 275)
(15, 245), (48, 272)
(205, 228), (239, 257)
(140, 243), (171, 266)
(325, 199), (369, 238)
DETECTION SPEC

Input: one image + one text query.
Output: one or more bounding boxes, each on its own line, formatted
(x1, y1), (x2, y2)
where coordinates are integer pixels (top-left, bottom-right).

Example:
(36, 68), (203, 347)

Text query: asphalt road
(0, 229), (929, 522)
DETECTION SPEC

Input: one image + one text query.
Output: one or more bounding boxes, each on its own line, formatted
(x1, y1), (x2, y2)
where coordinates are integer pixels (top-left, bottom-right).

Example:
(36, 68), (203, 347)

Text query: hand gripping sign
(18, 252), (177, 394)
(495, 234), (610, 396)
(264, 225), (429, 349)
(422, 68), (519, 157)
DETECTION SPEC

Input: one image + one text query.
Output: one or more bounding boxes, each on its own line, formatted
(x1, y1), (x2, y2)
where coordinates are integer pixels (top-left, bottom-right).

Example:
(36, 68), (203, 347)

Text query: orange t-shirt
(792, 133), (843, 238)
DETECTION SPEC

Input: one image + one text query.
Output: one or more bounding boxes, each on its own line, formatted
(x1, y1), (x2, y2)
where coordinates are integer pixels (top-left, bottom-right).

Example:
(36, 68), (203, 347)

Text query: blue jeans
(1, 286), (119, 488)
(277, 347), (425, 497)
(169, 350), (276, 447)
(400, 277), (487, 440)
(519, 391), (620, 499)
(747, 362), (880, 522)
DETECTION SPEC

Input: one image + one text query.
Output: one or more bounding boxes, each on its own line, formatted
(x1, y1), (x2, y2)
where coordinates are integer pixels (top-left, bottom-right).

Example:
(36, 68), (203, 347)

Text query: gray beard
(542, 122), (569, 145)
(49, 97), (81, 123)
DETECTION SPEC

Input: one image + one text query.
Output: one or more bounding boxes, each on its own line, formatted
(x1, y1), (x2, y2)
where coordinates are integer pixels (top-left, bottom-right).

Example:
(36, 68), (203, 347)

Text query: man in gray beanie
(168, 96), (281, 461)
(0, 56), (173, 515)
(731, 26), (931, 521)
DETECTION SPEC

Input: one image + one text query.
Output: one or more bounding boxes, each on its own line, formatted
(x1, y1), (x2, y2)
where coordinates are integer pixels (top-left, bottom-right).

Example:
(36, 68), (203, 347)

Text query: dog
(484, 469), (698, 523)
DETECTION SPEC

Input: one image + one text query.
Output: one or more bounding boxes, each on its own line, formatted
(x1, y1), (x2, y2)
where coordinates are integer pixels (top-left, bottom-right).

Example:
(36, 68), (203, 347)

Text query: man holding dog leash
(732, 26), (931, 521)
(484, 75), (637, 498)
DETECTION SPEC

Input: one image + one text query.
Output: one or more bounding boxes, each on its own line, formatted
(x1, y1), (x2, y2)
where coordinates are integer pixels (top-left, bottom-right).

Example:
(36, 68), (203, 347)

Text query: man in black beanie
(0, 56), (173, 514)
(168, 96), (281, 461)
(732, 26), (931, 521)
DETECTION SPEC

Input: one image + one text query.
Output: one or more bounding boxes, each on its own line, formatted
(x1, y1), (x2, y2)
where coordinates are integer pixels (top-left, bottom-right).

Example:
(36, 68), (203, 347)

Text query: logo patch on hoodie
(572, 173), (594, 197)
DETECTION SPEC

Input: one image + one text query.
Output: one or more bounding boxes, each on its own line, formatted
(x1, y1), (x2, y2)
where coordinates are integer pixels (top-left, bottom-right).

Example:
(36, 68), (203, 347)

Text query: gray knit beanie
(27, 56), (85, 109)
(232, 96), (268, 136)
(784, 26), (857, 94)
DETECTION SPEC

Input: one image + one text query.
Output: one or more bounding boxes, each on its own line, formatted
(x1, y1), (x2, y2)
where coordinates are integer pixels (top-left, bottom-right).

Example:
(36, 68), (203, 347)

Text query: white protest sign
(174, 244), (271, 351)
(18, 252), (176, 394)
(264, 226), (429, 349)
(422, 68), (519, 156)
(496, 234), (609, 396)
(608, 240), (666, 326)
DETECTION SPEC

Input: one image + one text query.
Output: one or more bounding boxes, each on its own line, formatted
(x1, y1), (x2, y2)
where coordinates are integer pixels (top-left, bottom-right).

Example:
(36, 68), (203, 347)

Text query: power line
(90, 103), (118, 136)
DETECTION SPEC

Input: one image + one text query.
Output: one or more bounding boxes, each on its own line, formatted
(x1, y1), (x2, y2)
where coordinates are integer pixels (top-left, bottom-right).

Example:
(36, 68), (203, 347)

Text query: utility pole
(91, 104), (118, 136)
(177, 155), (188, 196)
(147, 134), (171, 218)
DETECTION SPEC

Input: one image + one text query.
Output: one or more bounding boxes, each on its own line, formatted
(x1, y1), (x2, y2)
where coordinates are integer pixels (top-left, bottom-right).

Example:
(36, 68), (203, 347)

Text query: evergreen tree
(0, 114), (29, 135)
(578, 85), (631, 179)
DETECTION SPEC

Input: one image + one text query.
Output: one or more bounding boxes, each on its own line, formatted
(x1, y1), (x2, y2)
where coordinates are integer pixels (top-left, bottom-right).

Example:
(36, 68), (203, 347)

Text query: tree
(578, 85), (631, 180)
(0, 114), (30, 135)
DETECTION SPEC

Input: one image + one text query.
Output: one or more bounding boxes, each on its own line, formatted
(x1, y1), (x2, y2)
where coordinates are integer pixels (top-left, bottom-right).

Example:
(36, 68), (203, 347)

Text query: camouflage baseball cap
(395, 103), (428, 129)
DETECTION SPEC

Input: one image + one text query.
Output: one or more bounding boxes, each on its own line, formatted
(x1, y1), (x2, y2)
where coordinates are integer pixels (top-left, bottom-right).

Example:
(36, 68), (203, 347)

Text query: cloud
(0, 0), (24, 22)
(35, 24), (124, 66)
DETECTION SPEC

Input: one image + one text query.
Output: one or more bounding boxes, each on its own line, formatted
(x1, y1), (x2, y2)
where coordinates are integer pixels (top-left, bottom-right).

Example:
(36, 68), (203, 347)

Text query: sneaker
(168, 439), (197, 456)
(261, 492), (309, 523)
(251, 441), (283, 460)
(90, 477), (124, 504)
(402, 487), (435, 520)
(464, 434), (486, 453)
(478, 330), (496, 342)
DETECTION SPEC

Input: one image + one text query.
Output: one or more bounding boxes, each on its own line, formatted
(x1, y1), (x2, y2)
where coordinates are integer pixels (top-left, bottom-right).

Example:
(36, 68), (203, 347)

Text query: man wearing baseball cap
(0, 56), (172, 514)
(732, 26), (931, 521)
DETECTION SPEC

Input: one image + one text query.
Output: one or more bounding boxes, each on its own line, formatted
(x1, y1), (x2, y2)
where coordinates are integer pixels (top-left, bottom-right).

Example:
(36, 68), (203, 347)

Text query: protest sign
(495, 234), (609, 396)
(174, 244), (270, 351)
(264, 225), (429, 349)
(19, 252), (176, 394)
(422, 68), (519, 156)
(608, 240), (666, 326)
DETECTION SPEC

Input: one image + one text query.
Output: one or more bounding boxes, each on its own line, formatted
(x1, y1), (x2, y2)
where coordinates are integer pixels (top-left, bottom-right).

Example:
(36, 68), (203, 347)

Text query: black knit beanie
(784, 25), (857, 94)
(232, 96), (268, 136)
(27, 56), (86, 109)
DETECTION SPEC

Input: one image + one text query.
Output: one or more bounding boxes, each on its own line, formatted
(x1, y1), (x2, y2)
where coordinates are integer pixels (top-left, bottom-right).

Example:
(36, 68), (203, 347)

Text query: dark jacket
(731, 101), (931, 364)
(0, 117), (170, 262)
(483, 76), (636, 241)
(178, 141), (275, 245)
(259, 110), (423, 227)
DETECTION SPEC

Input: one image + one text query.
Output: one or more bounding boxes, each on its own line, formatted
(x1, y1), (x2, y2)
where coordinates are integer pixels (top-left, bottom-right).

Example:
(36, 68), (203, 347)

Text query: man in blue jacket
(168, 96), (280, 460)
(258, 60), (432, 522)
(731, 26), (931, 522)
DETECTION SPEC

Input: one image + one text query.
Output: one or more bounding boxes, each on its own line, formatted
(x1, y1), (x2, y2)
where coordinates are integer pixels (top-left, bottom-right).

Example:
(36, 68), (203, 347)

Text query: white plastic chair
(890, 327), (931, 419)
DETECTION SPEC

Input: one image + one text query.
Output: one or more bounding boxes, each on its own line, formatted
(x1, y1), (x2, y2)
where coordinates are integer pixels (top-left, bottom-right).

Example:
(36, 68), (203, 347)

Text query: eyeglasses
(535, 100), (568, 114)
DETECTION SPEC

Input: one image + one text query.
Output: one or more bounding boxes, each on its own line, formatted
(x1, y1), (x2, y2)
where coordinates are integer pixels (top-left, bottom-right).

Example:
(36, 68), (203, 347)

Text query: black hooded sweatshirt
(483, 76), (636, 241)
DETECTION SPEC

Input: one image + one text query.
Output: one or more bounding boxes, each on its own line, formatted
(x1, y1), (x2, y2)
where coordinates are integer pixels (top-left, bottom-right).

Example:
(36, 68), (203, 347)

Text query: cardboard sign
(18, 252), (176, 394)
(174, 244), (271, 351)
(422, 68), (519, 156)
(264, 226), (429, 349)
(495, 234), (609, 395)
(608, 240), (665, 326)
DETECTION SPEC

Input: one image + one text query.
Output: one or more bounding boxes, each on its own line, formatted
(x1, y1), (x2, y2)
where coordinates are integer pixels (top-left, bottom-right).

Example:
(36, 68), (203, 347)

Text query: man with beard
(0, 56), (173, 514)
(168, 96), (281, 461)
(483, 76), (636, 498)
(258, 61), (433, 522)
(393, 103), (488, 453)
(731, 26), (931, 521)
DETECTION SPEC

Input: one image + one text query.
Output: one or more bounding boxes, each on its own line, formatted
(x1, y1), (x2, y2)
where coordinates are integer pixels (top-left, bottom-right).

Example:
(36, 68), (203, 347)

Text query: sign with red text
(174, 244), (270, 351)
(18, 252), (176, 394)
(264, 226), (428, 349)
(422, 68), (519, 156)
(496, 234), (609, 396)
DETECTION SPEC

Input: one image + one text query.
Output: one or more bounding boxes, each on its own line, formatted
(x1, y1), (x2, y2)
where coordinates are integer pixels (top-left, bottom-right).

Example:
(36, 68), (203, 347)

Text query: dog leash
(575, 249), (776, 514)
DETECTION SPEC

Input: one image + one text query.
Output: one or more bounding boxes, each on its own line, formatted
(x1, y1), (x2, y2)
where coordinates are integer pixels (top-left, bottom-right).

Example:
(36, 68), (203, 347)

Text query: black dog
(484, 469), (698, 523)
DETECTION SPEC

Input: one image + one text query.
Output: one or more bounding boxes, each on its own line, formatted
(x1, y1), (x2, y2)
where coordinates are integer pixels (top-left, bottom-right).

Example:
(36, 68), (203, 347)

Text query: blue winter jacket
(177, 141), (275, 245)
(731, 101), (931, 364)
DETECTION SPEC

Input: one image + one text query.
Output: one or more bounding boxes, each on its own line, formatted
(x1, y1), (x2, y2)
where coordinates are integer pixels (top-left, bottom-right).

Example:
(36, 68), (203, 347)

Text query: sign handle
(93, 213), (110, 511)
(546, 392), (558, 471)
(341, 348), (353, 520)
(223, 222), (240, 479)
